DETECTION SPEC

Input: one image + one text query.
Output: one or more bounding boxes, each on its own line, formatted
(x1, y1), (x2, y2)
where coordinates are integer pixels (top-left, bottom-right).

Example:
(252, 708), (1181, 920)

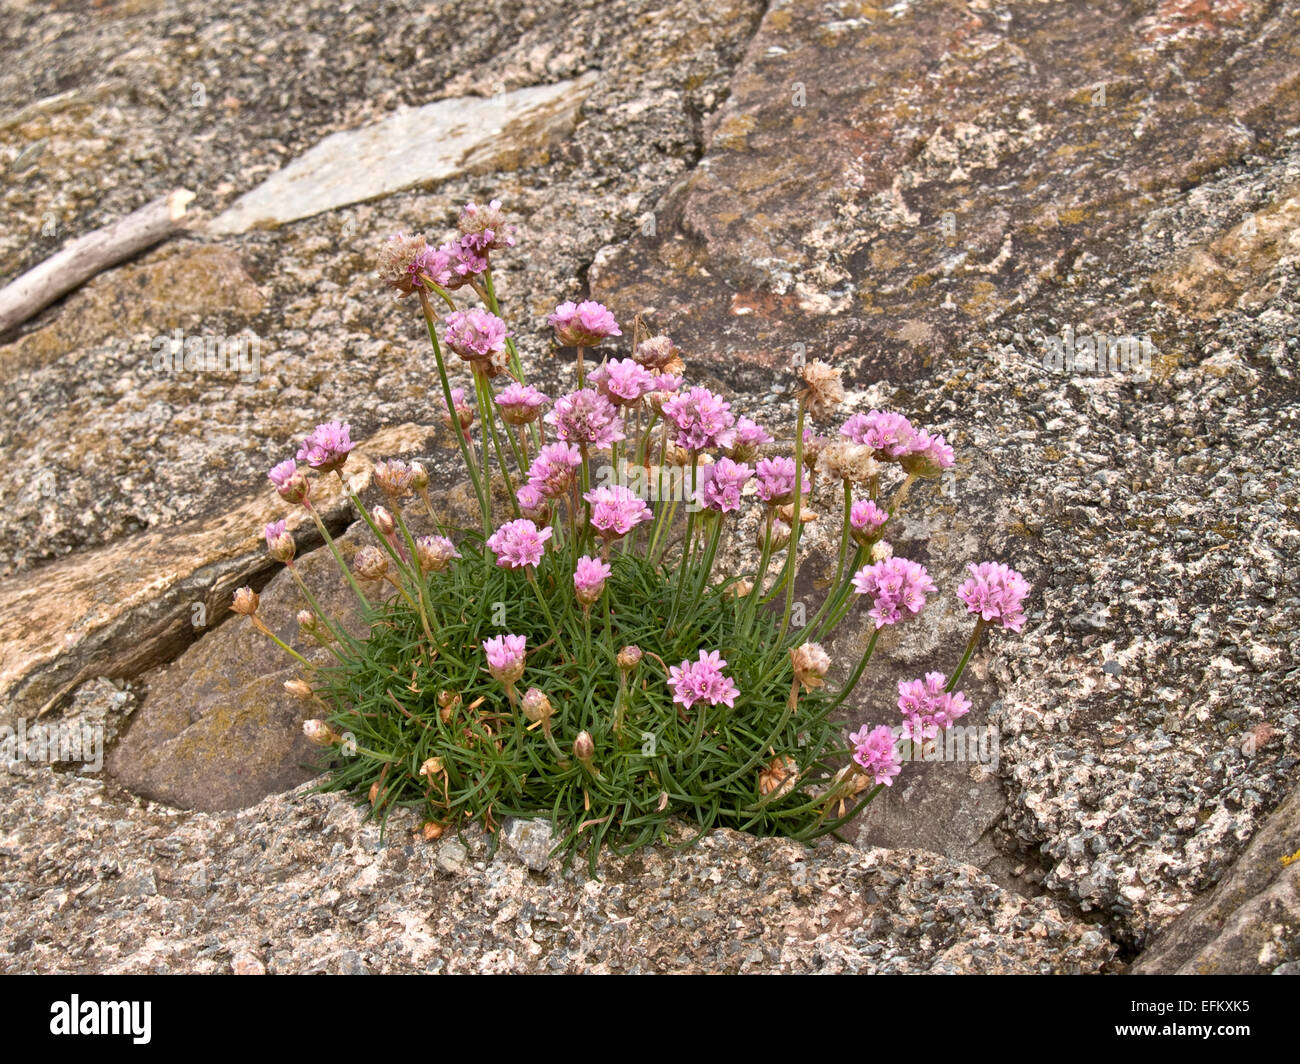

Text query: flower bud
(616, 645), (642, 672)
(766, 519), (791, 552)
(373, 505), (397, 537)
(264, 520), (295, 563)
(302, 719), (338, 746)
(415, 535), (460, 574)
(778, 503), (817, 525)
(409, 461), (430, 492)
(352, 545), (389, 581)
(521, 687), (554, 724)
(373, 458), (415, 499)
(284, 679), (314, 700)
(232, 586), (259, 615)
(870, 539), (893, 562)
(573, 731), (595, 764)
(790, 642), (831, 690)
(728, 579), (753, 598)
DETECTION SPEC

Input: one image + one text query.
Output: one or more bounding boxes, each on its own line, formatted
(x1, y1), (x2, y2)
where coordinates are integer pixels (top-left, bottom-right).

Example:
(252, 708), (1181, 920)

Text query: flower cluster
(240, 195), (1035, 865)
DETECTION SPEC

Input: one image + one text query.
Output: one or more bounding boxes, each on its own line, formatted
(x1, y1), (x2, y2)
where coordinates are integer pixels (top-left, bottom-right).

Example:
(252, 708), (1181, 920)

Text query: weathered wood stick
(0, 188), (195, 336)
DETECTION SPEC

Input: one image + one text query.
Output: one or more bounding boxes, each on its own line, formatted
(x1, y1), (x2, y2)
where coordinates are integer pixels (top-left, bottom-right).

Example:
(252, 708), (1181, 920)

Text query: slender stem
(305, 502), (370, 610)
(947, 619), (986, 691)
(251, 616), (315, 670)
(779, 402), (808, 639)
(418, 288), (490, 538)
(825, 627), (881, 714)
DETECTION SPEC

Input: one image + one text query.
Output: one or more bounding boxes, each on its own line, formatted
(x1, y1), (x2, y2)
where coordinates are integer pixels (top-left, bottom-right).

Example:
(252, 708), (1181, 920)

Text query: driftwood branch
(0, 188), (195, 336)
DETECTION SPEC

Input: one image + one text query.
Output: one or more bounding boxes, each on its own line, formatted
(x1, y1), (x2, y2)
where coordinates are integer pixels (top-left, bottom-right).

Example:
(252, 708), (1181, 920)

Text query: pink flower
(897, 672), (972, 742)
(957, 561), (1031, 632)
(697, 457), (753, 513)
(496, 383), (548, 425)
(849, 499), (889, 545)
(589, 357), (656, 404)
(296, 420), (355, 473)
(268, 458), (309, 504)
(754, 456), (808, 505)
(851, 556), (936, 628)
(526, 442), (582, 499)
(443, 308), (510, 367)
(549, 300), (621, 347)
(545, 389), (626, 450)
(667, 650), (740, 710)
(841, 411), (918, 459)
(438, 234), (488, 288)
(458, 199), (516, 252)
(901, 430), (955, 477)
(410, 243), (454, 289)
(661, 386), (734, 452)
(584, 485), (652, 539)
(516, 482), (550, 522)
(483, 633), (527, 686)
(850, 725), (902, 786)
(442, 386), (475, 432)
(720, 416), (773, 457)
(573, 555), (612, 605)
(486, 518), (553, 569)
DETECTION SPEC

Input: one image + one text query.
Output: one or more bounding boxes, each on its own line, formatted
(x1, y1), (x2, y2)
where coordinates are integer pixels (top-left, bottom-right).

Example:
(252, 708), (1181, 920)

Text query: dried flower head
(352, 545), (389, 582)
(232, 586), (259, 615)
(790, 642), (831, 690)
(303, 719), (339, 746)
(573, 730), (596, 763)
(819, 439), (879, 485)
(758, 755), (799, 800)
(616, 645), (643, 672)
(284, 679), (314, 700)
(373, 458), (416, 499)
(632, 334), (679, 369)
(415, 535), (460, 573)
(798, 360), (844, 418)
(376, 232), (431, 296)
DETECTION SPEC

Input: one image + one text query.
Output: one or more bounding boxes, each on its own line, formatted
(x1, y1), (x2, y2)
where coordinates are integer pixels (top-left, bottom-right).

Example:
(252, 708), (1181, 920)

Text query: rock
(209, 75), (598, 234)
(502, 817), (555, 872)
(104, 517), (382, 811)
(1132, 784), (1300, 974)
(231, 951), (266, 975)
(0, 424), (430, 721)
(0, 770), (1115, 974)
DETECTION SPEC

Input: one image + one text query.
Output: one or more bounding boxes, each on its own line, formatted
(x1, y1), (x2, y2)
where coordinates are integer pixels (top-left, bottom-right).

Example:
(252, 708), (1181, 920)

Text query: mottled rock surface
(0, 769), (1114, 975)
(1, 0), (1298, 972)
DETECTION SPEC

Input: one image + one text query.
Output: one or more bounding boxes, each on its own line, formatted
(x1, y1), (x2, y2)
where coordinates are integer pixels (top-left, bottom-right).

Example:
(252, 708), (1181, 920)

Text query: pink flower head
(897, 672), (972, 742)
(957, 561), (1032, 632)
(516, 482), (550, 522)
(438, 234), (488, 288)
(851, 556), (937, 628)
(483, 633), (527, 687)
(410, 243), (454, 290)
(697, 457), (753, 513)
(667, 650), (740, 711)
(584, 485), (652, 540)
(589, 357), (656, 405)
(443, 308), (510, 367)
(850, 725), (902, 787)
(457, 199), (516, 252)
(268, 458), (309, 504)
(900, 430), (955, 477)
(486, 518), (553, 569)
(526, 442), (582, 499)
(849, 499), (890, 545)
(496, 383), (548, 426)
(661, 386), (734, 452)
(720, 416), (773, 456)
(573, 555), (612, 606)
(545, 389), (625, 450)
(442, 386), (475, 432)
(841, 410), (918, 460)
(296, 420), (355, 474)
(549, 300), (621, 348)
(754, 456), (809, 505)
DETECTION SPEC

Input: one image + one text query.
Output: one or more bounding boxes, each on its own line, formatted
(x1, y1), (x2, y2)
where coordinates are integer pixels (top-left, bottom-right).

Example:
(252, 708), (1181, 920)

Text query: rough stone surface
(0, 769), (1115, 975)
(210, 74), (598, 234)
(1132, 782), (1300, 974)
(1, 0), (1298, 972)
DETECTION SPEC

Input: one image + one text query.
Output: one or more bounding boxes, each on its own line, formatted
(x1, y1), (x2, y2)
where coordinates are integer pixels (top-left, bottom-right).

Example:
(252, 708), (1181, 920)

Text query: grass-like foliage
(234, 197), (1032, 868)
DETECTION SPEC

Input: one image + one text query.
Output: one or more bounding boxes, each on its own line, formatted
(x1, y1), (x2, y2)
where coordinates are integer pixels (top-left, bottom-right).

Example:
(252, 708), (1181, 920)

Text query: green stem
(947, 619), (986, 691)
(779, 402), (808, 640)
(305, 502), (370, 611)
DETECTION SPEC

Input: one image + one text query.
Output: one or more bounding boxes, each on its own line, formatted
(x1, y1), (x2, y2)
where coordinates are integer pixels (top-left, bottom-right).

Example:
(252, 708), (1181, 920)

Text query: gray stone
(502, 817), (556, 872)
(210, 75), (598, 234)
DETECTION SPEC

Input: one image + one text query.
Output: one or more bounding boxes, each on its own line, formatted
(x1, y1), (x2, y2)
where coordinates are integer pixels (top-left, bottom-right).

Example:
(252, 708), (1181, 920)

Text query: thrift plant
(234, 199), (1031, 869)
